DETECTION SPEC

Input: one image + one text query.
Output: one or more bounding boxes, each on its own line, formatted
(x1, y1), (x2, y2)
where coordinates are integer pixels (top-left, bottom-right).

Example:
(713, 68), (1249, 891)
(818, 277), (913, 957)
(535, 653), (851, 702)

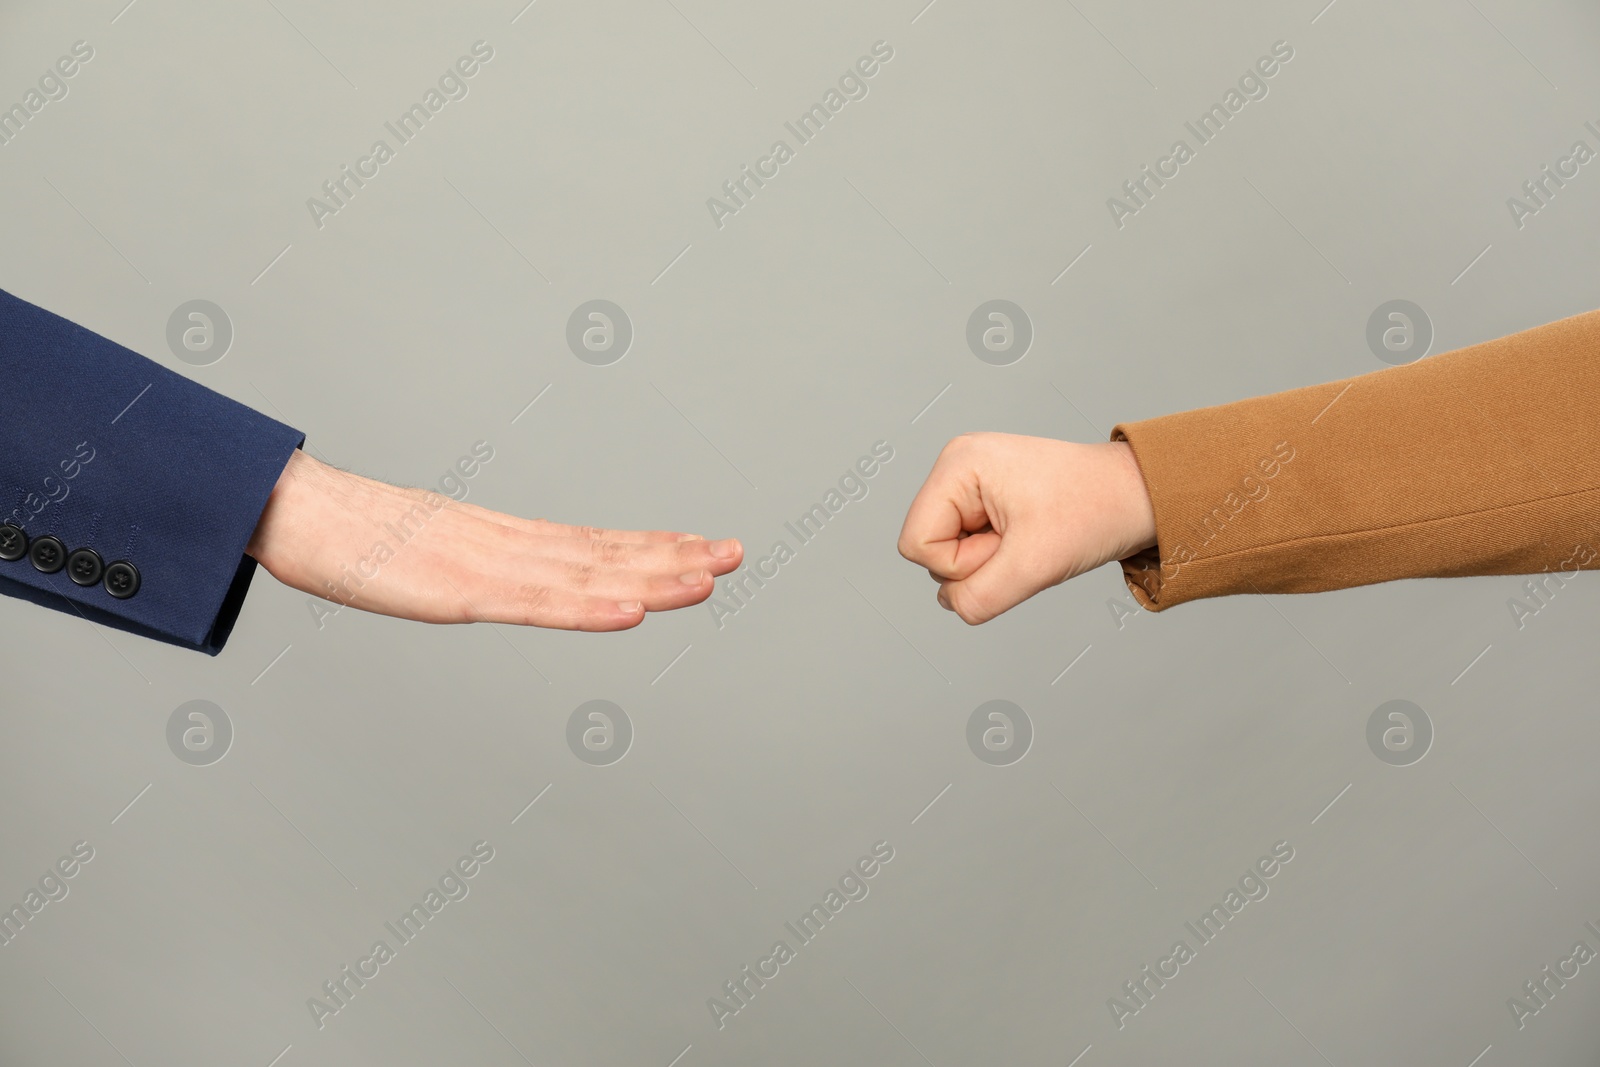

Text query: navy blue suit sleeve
(0, 288), (304, 655)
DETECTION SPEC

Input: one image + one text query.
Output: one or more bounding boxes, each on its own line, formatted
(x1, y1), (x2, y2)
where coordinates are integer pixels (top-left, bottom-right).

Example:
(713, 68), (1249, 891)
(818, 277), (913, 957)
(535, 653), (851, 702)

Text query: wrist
(246, 447), (319, 569)
(1107, 439), (1158, 555)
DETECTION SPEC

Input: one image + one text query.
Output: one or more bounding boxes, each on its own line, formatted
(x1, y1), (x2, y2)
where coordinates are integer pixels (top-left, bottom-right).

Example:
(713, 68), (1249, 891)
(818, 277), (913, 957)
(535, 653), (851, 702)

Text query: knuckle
(590, 538), (630, 567)
(515, 582), (554, 617)
(564, 561), (598, 587)
(577, 525), (605, 541)
(939, 432), (989, 466)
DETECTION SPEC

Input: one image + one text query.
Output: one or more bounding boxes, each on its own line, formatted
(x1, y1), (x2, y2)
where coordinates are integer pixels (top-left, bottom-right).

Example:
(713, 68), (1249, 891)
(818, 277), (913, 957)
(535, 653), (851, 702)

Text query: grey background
(2, 0), (1598, 1064)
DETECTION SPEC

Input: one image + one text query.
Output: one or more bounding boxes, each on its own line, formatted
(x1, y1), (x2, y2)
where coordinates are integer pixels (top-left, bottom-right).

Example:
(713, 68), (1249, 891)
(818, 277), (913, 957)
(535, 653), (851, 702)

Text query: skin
(246, 449), (745, 631)
(897, 433), (1158, 625)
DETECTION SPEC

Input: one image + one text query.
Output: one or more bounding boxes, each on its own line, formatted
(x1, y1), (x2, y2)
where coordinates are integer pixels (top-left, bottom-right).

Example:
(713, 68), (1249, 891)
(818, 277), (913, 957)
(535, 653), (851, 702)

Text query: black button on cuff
(104, 560), (140, 599)
(29, 534), (66, 574)
(67, 547), (104, 587)
(0, 524), (25, 562)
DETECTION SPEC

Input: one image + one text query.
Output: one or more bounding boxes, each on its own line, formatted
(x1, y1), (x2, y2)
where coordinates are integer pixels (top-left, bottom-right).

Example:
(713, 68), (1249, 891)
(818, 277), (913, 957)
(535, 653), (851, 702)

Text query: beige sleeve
(1110, 308), (1600, 610)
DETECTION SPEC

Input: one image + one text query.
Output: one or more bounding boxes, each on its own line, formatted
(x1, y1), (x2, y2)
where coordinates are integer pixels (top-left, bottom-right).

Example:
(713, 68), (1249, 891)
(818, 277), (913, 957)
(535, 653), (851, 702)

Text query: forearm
(1111, 308), (1600, 609)
(0, 287), (303, 654)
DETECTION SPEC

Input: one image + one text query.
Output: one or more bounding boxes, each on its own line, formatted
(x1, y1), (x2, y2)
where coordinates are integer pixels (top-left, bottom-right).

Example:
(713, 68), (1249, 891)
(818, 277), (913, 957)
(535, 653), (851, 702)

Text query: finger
(897, 442), (994, 574)
(500, 517), (743, 575)
(483, 585), (650, 631)
(466, 522), (744, 579)
(322, 565), (650, 632)
(408, 491), (716, 546)
(471, 563), (725, 627)
(439, 519), (738, 614)
(899, 484), (996, 577)
(483, 508), (710, 547)
(529, 518), (711, 546)
(930, 530), (1003, 582)
(485, 558), (720, 613)
(937, 532), (1052, 625)
(926, 522), (1000, 582)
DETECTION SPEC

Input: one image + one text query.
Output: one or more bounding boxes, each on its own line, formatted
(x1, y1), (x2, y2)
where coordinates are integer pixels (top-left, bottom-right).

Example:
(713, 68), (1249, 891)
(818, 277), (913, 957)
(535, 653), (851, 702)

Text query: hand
(897, 433), (1157, 624)
(246, 450), (744, 631)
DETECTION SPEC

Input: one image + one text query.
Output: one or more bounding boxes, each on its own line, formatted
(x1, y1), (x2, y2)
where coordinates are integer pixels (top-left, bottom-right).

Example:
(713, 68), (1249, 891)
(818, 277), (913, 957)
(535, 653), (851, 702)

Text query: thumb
(937, 529), (1053, 625)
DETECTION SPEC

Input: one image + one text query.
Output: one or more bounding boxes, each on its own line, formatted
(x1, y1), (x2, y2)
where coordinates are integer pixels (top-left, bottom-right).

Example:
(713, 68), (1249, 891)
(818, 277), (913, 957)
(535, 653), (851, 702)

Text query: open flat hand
(246, 449), (744, 631)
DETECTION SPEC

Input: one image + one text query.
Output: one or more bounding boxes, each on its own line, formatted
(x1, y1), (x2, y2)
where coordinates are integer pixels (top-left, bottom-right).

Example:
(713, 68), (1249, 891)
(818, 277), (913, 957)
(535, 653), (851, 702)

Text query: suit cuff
(0, 287), (303, 654)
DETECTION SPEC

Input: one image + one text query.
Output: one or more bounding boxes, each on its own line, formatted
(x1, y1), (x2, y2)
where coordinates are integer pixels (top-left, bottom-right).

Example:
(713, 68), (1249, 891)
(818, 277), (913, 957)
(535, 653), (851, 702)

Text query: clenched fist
(897, 433), (1157, 624)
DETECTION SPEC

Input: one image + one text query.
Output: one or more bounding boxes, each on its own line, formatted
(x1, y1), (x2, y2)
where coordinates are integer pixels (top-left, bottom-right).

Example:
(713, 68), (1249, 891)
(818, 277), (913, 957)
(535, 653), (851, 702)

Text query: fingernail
(710, 538), (739, 559)
(937, 588), (952, 611)
(618, 601), (642, 613)
(679, 570), (706, 585)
